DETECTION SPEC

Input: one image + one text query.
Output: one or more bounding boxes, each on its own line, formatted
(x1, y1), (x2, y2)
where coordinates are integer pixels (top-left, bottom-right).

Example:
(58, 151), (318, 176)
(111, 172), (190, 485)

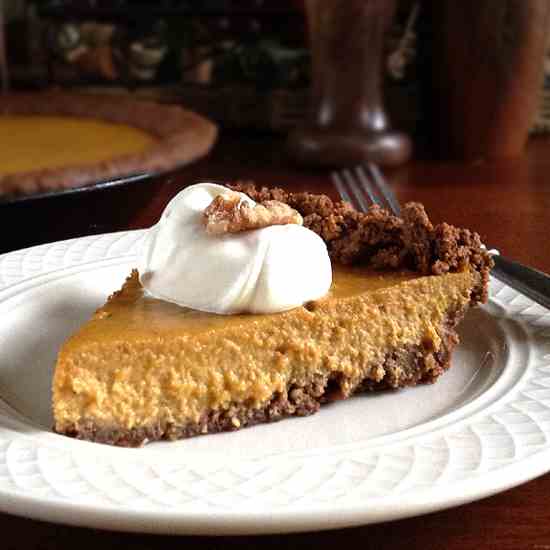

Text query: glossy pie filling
(0, 115), (156, 175)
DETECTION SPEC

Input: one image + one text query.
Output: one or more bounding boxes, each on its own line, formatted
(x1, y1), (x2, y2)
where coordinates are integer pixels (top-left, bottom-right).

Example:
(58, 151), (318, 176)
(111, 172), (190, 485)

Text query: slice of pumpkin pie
(52, 182), (492, 446)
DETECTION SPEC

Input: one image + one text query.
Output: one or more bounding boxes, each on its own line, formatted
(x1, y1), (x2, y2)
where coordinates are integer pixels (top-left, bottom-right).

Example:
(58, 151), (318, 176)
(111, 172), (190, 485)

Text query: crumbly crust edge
(229, 181), (493, 304)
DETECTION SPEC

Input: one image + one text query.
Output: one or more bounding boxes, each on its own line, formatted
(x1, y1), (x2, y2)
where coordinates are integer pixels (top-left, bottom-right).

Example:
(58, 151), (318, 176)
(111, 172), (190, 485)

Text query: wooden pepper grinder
(287, 0), (412, 168)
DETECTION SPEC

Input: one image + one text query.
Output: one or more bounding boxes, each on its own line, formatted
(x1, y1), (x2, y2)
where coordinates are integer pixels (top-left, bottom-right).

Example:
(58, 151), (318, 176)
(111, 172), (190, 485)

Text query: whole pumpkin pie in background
(0, 92), (217, 198)
(52, 182), (493, 447)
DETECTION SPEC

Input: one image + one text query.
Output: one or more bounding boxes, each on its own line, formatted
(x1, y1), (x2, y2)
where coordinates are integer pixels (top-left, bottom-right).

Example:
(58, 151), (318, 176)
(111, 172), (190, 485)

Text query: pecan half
(203, 192), (303, 235)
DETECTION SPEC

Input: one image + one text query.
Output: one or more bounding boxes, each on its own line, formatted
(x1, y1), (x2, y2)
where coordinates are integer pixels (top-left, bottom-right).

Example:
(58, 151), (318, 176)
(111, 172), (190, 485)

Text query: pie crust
(0, 92), (218, 197)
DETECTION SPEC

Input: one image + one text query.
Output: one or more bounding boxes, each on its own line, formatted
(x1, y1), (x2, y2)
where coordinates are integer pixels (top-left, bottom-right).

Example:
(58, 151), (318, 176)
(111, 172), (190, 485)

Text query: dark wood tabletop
(2, 132), (550, 549)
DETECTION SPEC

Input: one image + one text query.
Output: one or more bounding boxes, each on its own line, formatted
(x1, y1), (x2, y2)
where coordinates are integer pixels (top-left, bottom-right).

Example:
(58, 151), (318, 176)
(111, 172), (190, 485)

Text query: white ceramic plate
(0, 231), (549, 535)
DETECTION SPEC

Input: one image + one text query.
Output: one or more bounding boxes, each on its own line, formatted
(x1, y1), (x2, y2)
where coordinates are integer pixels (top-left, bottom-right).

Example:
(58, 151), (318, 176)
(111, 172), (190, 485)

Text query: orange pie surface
(0, 115), (156, 176)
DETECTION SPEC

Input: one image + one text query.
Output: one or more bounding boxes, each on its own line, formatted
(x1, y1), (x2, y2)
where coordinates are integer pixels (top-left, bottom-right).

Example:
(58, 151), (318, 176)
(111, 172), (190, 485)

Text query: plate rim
(0, 452), (548, 535)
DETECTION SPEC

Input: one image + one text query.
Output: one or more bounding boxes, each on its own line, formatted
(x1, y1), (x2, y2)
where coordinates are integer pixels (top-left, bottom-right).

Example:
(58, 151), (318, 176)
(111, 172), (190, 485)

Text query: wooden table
(2, 132), (550, 548)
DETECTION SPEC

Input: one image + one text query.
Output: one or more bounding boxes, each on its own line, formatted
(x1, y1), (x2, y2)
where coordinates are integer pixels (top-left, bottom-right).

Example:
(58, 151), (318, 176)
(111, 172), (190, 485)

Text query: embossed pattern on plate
(0, 232), (549, 535)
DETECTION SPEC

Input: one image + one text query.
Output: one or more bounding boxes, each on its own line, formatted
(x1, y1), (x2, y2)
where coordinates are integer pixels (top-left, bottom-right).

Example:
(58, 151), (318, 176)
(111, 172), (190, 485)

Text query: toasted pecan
(203, 192), (303, 235)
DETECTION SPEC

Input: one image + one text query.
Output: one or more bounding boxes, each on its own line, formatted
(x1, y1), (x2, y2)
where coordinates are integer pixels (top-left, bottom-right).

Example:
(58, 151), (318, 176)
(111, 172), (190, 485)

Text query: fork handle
(492, 255), (550, 310)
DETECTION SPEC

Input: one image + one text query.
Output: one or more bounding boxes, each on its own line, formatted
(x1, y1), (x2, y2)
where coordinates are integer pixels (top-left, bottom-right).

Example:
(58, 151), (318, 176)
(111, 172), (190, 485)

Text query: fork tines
(331, 164), (401, 217)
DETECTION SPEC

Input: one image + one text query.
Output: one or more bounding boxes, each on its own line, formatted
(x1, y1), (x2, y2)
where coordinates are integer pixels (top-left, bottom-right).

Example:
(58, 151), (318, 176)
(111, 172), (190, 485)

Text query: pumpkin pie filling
(52, 183), (492, 446)
(54, 266), (475, 435)
(0, 115), (156, 176)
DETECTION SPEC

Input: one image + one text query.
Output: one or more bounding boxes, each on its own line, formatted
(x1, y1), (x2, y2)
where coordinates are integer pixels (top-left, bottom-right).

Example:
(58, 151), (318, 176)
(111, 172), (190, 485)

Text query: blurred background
(1, 0), (419, 131)
(7, 0), (548, 139)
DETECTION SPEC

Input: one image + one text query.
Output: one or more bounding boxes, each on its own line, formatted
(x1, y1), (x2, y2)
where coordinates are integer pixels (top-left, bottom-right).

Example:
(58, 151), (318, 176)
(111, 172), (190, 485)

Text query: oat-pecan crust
(230, 181), (493, 303)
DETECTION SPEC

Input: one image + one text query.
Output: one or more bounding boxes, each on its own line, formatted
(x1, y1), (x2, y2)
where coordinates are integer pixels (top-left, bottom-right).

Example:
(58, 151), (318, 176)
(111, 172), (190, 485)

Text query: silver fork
(331, 164), (550, 310)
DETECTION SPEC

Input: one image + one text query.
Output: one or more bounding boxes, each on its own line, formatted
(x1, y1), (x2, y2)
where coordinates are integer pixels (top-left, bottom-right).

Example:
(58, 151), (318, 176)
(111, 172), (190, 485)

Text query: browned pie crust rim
(230, 181), (493, 302)
(0, 92), (218, 197)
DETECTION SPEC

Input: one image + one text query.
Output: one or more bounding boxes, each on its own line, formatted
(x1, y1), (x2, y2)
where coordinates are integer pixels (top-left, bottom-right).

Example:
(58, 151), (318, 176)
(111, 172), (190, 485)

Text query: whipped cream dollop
(138, 183), (332, 314)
